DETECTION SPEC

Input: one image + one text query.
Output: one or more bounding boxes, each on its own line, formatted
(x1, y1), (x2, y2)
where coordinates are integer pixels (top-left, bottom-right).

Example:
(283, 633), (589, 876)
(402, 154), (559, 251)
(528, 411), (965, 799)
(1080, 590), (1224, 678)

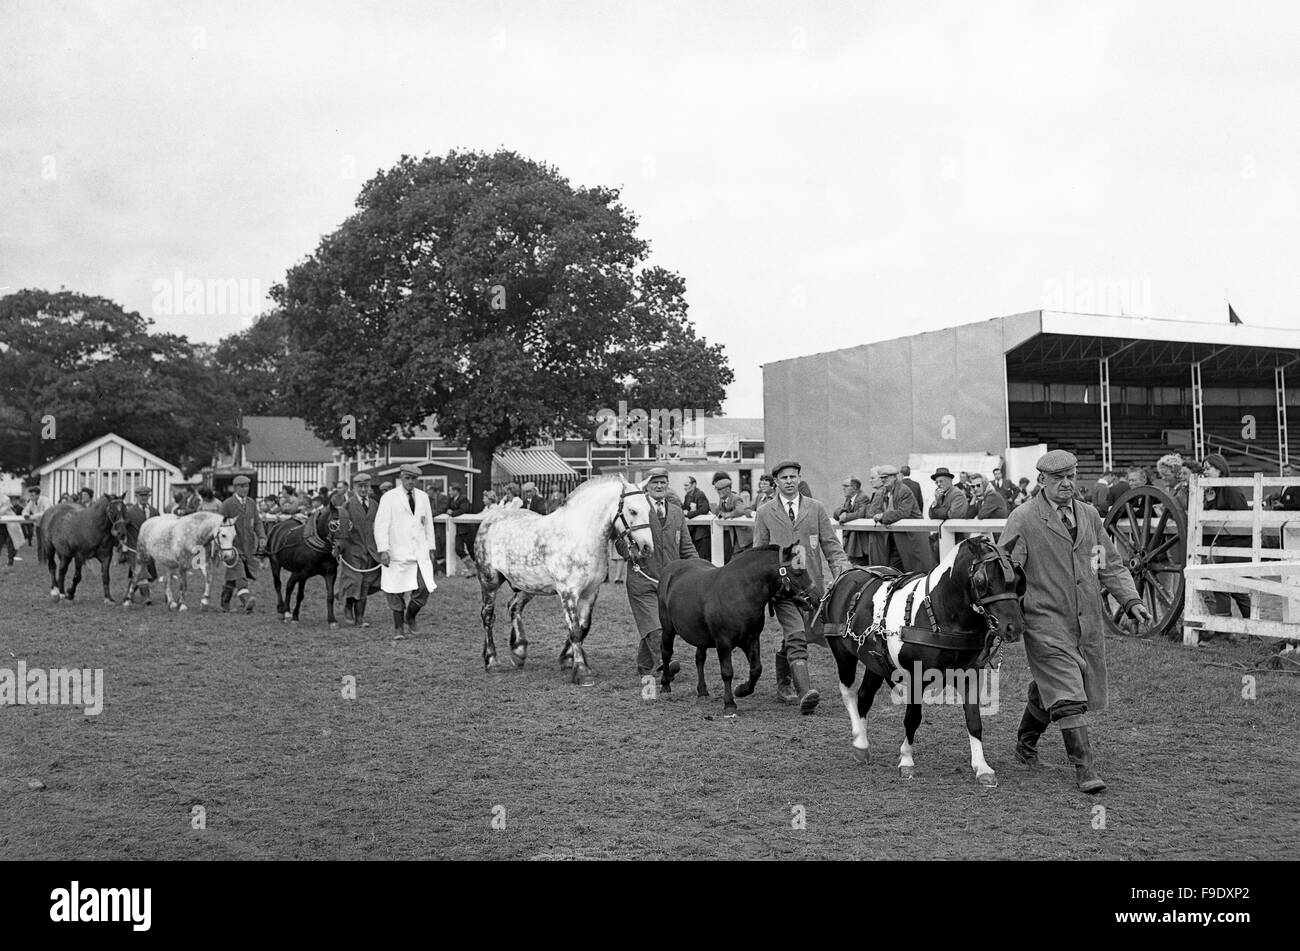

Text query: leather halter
(611, 485), (651, 551)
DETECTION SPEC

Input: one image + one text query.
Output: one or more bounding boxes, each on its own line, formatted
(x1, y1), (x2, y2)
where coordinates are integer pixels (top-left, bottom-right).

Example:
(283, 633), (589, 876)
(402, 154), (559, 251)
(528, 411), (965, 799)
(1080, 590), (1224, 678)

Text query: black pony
(38, 495), (129, 602)
(657, 544), (817, 715)
(822, 535), (1025, 786)
(267, 505), (339, 627)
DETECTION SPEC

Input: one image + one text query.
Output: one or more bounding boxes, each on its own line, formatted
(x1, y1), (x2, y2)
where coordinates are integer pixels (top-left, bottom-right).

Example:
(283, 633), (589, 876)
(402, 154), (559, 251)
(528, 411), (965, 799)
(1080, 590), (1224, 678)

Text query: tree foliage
(274, 149), (732, 499)
(212, 310), (298, 417)
(0, 289), (242, 477)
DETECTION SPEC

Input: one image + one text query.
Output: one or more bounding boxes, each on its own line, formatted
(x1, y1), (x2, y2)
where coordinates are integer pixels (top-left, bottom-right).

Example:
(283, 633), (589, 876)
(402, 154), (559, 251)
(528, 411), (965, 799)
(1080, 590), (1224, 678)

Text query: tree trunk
(468, 438), (497, 511)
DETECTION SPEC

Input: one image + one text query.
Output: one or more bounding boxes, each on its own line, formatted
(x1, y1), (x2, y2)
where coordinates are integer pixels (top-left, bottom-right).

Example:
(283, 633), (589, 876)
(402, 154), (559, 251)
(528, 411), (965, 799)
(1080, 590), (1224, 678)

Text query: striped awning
(494, 448), (579, 478)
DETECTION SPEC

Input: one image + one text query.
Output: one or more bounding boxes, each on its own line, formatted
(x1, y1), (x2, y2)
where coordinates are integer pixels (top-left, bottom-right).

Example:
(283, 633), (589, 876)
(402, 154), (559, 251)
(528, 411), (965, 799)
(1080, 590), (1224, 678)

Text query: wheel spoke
(1147, 534), (1180, 560)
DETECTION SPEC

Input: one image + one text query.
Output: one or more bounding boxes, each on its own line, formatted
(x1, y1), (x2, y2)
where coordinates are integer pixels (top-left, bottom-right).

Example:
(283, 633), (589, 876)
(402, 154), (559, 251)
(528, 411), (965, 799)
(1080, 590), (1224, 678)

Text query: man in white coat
(374, 463), (438, 638)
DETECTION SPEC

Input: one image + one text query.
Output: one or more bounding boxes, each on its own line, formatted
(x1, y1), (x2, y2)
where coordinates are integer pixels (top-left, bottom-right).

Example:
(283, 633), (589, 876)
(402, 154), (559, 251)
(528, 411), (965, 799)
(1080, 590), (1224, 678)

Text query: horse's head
(105, 497), (130, 547)
(612, 479), (655, 559)
(775, 543), (818, 612)
(116, 505), (146, 564)
(954, 534), (1025, 642)
(215, 518), (239, 567)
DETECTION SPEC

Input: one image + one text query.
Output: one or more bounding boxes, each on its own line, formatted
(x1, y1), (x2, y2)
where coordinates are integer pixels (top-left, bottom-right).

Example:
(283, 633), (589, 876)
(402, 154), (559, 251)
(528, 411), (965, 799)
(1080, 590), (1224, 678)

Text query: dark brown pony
(267, 505), (340, 627)
(39, 495), (129, 603)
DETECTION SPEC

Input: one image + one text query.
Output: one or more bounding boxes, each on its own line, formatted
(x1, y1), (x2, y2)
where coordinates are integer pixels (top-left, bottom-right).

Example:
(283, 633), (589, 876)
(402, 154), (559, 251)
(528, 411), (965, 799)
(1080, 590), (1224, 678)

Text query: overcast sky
(3, 0), (1298, 416)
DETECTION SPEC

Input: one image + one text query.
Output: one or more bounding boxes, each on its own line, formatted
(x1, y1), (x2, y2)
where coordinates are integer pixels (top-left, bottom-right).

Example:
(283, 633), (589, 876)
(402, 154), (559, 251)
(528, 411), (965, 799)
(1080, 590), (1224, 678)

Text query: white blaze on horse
(126, 513), (238, 612)
(474, 475), (655, 684)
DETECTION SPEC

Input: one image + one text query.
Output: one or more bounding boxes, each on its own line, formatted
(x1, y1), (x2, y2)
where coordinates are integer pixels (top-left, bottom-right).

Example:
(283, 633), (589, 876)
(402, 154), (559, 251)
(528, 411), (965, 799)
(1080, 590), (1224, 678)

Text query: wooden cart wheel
(1102, 485), (1187, 638)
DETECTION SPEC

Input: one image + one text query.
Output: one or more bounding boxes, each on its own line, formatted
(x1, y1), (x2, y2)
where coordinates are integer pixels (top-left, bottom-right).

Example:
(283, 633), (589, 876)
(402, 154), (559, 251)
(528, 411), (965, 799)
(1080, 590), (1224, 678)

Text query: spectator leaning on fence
(834, 477), (871, 567)
(869, 464), (935, 573)
(969, 473), (1009, 519)
(22, 486), (52, 548)
(1200, 453), (1250, 634)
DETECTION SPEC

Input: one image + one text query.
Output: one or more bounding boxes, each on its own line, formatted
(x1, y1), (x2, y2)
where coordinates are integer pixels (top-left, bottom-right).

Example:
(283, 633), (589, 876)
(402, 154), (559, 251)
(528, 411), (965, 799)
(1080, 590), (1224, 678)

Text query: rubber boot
(790, 659), (820, 714)
(343, 598), (355, 624)
(220, 581), (235, 613)
(1062, 726), (1107, 794)
(404, 602), (421, 637)
(775, 649), (798, 704)
(1014, 705), (1050, 769)
(393, 609), (406, 637)
(354, 598), (369, 628)
(237, 588), (255, 614)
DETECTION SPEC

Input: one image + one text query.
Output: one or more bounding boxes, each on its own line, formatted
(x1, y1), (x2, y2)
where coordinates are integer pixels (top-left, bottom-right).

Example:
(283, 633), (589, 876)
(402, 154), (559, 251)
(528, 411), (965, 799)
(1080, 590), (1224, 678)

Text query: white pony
(474, 475), (655, 683)
(127, 513), (238, 612)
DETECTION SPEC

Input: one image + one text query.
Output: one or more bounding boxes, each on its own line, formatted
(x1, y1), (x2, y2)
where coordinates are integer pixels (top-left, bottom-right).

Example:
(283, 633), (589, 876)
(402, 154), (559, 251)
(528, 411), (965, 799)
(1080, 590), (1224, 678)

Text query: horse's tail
(37, 513), (55, 567)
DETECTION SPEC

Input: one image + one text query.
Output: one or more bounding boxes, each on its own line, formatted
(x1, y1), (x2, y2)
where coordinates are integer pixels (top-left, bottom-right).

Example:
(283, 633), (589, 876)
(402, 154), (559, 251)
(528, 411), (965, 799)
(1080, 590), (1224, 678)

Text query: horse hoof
(178, 603), (188, 613)
(723, 705), (738, 716)
(485, 656), (499, 672)
(572, 667), (595, 687)
(103, 597), (114, 605)
(49, 589), (60, 600)
(329, 622), (338, 630)
(898, 764), (915, 779)
(853, 747), (871, 765)
(976, 772), (998, 788)
(121, 601), (131, 610)
(733, 682), (754, 698)
(511, 649), (527, 667)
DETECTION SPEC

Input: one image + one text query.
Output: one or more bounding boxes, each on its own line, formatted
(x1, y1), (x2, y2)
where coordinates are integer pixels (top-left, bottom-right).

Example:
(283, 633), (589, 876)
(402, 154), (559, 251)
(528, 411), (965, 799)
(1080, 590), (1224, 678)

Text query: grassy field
(1, 551), (1297, 860)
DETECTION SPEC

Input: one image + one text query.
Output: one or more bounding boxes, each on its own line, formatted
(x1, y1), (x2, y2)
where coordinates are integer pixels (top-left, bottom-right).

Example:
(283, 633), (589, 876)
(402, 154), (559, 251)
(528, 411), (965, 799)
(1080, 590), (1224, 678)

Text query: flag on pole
(1228, 303), (1243, 324)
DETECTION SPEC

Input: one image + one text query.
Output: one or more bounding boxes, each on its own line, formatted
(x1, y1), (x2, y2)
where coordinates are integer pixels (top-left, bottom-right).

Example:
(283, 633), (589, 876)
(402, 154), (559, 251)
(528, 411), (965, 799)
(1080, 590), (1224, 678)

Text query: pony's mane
(562, 475), (626, 503)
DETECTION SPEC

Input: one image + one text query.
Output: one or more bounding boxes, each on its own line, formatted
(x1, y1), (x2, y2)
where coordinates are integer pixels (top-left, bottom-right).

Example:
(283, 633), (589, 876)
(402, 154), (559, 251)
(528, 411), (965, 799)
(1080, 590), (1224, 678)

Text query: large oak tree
(274, 149), (731, 502)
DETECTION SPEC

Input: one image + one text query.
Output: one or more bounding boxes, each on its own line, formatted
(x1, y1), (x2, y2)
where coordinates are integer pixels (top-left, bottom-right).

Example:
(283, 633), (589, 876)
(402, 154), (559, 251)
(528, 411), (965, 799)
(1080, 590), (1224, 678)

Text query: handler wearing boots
(622, 467), (696, 678)
(374, 463), (438, 639)
(1000, 449), (1152, 793)
(752, 459), (851, 714)
(219, 474), (265, 613)
(332, 473), (381, 628)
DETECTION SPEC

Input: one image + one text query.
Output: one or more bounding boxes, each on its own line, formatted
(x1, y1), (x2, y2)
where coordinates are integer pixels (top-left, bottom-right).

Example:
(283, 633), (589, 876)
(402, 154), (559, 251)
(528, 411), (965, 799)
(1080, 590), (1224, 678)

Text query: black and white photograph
(0, 0), (1293, 924)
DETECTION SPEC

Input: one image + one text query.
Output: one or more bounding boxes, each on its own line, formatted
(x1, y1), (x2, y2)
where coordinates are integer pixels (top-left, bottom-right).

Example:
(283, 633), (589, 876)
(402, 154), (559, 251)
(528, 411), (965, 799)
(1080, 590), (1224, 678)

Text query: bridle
(967, 541), (1025, 632)
(772, 553), (817, 613)
(210, 519), (240, 566)
(610, 484), (651, 554)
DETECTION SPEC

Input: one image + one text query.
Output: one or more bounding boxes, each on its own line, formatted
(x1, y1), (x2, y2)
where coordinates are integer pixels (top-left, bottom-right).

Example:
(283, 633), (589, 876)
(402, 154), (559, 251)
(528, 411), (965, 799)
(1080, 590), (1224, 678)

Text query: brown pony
(39, 495), (130, 603)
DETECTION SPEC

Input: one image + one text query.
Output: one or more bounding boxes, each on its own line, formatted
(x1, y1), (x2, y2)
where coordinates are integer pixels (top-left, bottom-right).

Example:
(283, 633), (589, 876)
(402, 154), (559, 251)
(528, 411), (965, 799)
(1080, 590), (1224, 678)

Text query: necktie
(788, 502), (796, 522)
(1059, 504), (1076, 540)
(655, 501), (665, 521)
(407, 490), (416, 514)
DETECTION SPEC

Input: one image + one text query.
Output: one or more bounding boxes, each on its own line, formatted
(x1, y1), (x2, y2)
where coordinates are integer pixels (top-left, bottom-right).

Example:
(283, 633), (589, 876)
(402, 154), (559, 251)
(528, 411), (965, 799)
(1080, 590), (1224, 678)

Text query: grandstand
(764, 310), (1300, 500)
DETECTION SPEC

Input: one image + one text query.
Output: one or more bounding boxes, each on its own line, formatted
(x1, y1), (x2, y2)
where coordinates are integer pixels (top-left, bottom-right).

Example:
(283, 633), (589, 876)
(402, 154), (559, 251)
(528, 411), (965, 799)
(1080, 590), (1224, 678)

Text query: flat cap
(398, 463), (422, 477)
(771, 460), (801, 476)
(877, 464), (900, 477)
(379, 481), (394, 491)
(1036, 449), (1078, 475)
(646, 466), (669, 481)
(711, 471), (732, 485)
(134, 485), (152, 495)
(232, 475), (250, 487)
(351, 472), (371, 484)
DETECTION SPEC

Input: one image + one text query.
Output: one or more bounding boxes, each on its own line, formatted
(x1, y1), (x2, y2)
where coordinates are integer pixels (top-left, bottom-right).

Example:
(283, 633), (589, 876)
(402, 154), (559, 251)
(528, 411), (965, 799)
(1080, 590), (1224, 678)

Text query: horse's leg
(177, 565), (189, 612)
(964, 691), (996, 787)
(694, 645), (709, 700)
(718, 644), (738, 715)
(46, 545), (60, 598)
(561, 590), (596, 686)
(66, 556), (85, 601)
(291, 572), (307, 622)
(659, 614), (677, 692)
(507, 590), (533, 667)
(196, 546), (211, 611)
(831, 641), (870, 763)
(325, 565), (338, 628)
(100, 552), (113, 604)
(480, 574), (502, 671)
(733, 633), (762, 698)
(898, 700), (923, 780)
(271, 559), (288, 620)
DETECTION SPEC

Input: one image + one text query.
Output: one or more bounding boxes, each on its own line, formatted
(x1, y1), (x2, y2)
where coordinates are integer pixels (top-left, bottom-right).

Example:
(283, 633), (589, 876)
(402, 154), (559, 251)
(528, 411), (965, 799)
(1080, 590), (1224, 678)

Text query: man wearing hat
(752, 459), (851, 713)
(332, 473), (381, 628)
(219, 474), (266, 613)
(374, 463), (438, 638)
(622, 467), (696, 677)
(682, 476), (712, 559)
(710, 472), (750, 563)
(133, 485), (160, 520)
(21, 484), (52, 548)
(447, 483), (476, 569)
(169, 479), (195, 516)
(1000, 449), (1152, 794)
(833, 477), (871, 567)
(869, 465), (935, 574)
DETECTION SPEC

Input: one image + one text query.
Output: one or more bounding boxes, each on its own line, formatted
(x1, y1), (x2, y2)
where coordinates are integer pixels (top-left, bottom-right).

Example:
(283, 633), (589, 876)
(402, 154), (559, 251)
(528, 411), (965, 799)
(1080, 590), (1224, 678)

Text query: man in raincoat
(374, 463), (437, 638)
(1000, 449), (1152, 793)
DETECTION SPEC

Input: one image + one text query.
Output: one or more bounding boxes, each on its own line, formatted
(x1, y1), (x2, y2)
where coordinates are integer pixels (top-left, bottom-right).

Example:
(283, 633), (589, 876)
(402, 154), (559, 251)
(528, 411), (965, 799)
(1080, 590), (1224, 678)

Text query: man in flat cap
(1000, 448), (1152, 793)
(752, 459), (851, 713)
(869, 464), (935, 574)
(710, 471), (750, 563)
(375, 463), (438, 638)
(133, 485), (160, 520)
(621, 467), (695, 677)
(219, 474), (265, 613)
(332, 473), (381, 628)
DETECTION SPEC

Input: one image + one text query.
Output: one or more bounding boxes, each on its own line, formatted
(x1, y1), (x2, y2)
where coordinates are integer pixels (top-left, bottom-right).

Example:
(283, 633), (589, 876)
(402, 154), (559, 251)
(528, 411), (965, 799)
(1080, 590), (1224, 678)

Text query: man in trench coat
(219, 474), (266, 612)
(999, 449), (1152, 794)
(620, 467), (697, 677)
(752, 459), (851, 714)
(868, 465), (935, 574)
(374, 464), (438, 638)
(332, 472), (381, 628)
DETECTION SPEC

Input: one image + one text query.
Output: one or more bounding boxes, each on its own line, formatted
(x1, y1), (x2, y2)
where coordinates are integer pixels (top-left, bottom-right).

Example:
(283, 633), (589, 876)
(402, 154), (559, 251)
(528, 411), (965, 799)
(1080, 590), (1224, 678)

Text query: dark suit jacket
(1108, 480), (1130, 510)
(522, 494), (548, 515)
(447, 495), (473, 534)
(975, 491), (1009, 519)
(902, 478), (923, 512)
(1091, 481), (1113, 518)
(833, 492), (871, 558)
